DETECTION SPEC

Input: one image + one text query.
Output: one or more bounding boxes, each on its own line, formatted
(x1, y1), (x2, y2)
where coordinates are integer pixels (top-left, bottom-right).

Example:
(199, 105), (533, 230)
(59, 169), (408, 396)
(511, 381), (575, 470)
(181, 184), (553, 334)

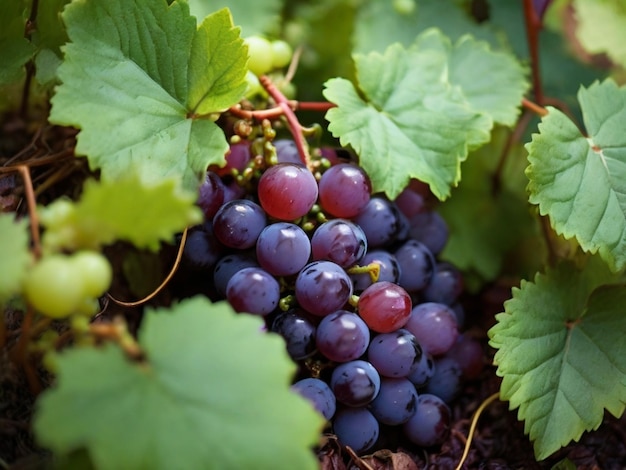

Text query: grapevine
(2, 0), (626, 469)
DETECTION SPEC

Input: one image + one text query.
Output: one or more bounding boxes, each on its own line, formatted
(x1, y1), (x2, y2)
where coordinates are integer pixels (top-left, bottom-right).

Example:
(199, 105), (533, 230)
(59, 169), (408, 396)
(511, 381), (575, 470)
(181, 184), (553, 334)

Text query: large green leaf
(488, 258), (626, 460)
(353, 0), (500, 54)
(526, 79), (626, 272)
(323, 28), (527, 200)
(0, 214), (31, 303)
(49, 0), (247, 191)
(39, 175), (202, 252)
(574, 0), (626, 69)
(187, 0), (284, 36)
(34, 297), (324, 470)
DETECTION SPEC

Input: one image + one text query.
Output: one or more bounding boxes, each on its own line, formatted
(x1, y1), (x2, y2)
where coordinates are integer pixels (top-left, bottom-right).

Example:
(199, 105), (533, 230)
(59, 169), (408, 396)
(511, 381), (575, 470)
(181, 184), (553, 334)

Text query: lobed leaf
(488, 258), (626, 460)
(39, 175), (202, 252)
(34, 297), (324, 469)
(0, 214), (31, 303)
(526, 79), (626, 272)
(324, 28), (527, 200)
(49, 0), (247, 191)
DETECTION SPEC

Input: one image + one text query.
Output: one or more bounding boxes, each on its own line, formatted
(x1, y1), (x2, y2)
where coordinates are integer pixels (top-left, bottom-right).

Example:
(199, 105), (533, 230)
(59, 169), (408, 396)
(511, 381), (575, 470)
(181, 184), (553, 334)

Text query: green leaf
(187, 0), (284, 37)
(323, 28), (529, 200)
(439, 128), (546, 287)
(30, 0), (71, 85)
(574, 0), (626, 69)
(34, 297), (324, 470)
(0, 0), (36, 85)
(0, 214), (31, 303)
(353, 0), (500, 54)
(39, 175), (202, 252)
(526, 79), (626, 272)
(488, 258), (626, 460)
(49, 0), (247, 191)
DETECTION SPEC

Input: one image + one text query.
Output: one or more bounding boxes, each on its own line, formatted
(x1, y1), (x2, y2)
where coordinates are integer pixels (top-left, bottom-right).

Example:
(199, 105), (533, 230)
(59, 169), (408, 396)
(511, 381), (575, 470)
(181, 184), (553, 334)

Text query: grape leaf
(34, 297), (325, 470)
(187, 0), (284, 37)
(323, 28), (528, 200)
(30, 0), (70, 85)
(574, 0), (626, 69)
(488, 258), (626, 460)
(39, 175), (202, 252)
(49, 0), (247, 191)
(0, 0), (36, 85)
(0, 214), (31, 303)
(526, 79), (626, 272)
(439, 128), (546, 288)
(353, 0), (500, 54)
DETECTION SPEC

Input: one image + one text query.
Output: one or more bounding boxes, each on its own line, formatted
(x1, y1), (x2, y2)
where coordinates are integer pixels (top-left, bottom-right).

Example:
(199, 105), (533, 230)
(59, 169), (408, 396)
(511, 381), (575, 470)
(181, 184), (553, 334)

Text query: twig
(16, 165), (41, 259)
(106, 227), (188, 307)
(454, 392), (500, 470)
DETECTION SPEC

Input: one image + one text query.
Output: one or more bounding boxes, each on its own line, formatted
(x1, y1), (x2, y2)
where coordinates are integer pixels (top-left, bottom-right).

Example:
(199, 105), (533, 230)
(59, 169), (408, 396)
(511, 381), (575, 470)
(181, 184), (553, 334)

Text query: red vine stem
(259, 75), (311, 168)
(521, 98), (548, 117)
(523, 0), (545, 105)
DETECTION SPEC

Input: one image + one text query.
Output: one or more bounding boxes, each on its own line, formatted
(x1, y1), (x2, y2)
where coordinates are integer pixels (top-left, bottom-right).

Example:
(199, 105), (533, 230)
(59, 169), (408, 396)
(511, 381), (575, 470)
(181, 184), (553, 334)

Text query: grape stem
(259, 75), (312, 169)
(16, 165), (41, 259)
(521, 97), (548, 117)
(89, 317), (144, 361)
(523, 0), (545, 104)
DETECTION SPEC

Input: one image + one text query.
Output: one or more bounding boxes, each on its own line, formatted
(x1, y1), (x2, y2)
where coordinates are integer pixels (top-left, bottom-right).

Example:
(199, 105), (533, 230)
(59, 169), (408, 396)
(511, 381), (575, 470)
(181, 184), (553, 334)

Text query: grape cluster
(184, 137), (484, 455)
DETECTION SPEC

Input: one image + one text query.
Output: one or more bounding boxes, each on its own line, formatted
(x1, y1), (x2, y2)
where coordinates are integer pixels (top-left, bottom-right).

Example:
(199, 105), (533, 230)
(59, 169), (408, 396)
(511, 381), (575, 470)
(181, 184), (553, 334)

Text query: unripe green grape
(244, 36), (274, 76)
(71, 251), (113, 298)
(393, 0), (416, 15)
(244, 71), (268, 98)
(23, 254), (85, 319)
(271, 39), (293, 69)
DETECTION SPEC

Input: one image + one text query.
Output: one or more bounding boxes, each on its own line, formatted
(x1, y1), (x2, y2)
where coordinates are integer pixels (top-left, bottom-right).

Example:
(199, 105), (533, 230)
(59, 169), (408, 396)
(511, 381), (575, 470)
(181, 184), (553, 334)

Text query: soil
(2, 115), (626, 470)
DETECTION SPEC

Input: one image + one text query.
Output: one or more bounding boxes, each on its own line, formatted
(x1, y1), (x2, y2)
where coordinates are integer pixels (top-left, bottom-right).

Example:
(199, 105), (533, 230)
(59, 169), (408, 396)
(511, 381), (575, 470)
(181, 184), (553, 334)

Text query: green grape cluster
(23, 251), (112, 319)
(244, 36), (293, 76)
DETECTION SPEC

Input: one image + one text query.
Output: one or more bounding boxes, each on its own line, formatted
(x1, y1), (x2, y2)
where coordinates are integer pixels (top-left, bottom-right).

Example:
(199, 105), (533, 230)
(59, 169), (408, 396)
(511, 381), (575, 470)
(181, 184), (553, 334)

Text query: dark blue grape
(256, 222), (311, 276)
(333, 407), (379, 454)
(316, 310), (370, 363)
(367, 329), (423, 378)
(394, 239), (436, 292)
(368, 377), (418, 425)
(402, 394), (451, 447)
(291, 377), (336, 421)
(311, 219), (367, 268)
(225, 267), (279, 315)
(213, 199), (267, 249)
(295, 261), (353, 317)
(271, 309), (317, 360)
(331, 360), (381, 407)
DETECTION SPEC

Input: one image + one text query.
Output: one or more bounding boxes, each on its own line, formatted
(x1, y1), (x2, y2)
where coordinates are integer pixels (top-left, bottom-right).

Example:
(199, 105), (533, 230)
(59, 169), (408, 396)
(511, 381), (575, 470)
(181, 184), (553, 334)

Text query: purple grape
(318, 163), (371, 218)
(532, 0), (552, 21)
(256, 222), (311, 276)
(218, 141), (252, 176)
(271, 309), (317, 360)
(295, 261), (353, 317)
(404, 302), (459, 356)
(225, 267), (279, 315)
(197, 171), (225, 220)
(331, 360), (381, 407)
(394, 239), (436, 292)
(274, 139), (304, 165)
(222, 178), (247, 203)
(181, 224), (225, 272)
(311, 219), (367, 268)
(394, 187), (425, 219)
(423, 356), (462, 403)
(368, 377), (418, 425)
(351, 250), (401, 292)
(258, 163), (318, 221)
(446, 334), (484, 380)
(407, 350), (435, 387)
(333, 407), (379, 454)
(367, 329), (423, 378)
(213, 199), (267, 249)
(409, 211), (449, 255)
(291, 378), (336, 421)
(422, 262), (464, 305)
(316, 310), (370, 363)
(352, 197), (402, 248)
(402, 394), (451, 447)
(213, 253), (259, 296)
